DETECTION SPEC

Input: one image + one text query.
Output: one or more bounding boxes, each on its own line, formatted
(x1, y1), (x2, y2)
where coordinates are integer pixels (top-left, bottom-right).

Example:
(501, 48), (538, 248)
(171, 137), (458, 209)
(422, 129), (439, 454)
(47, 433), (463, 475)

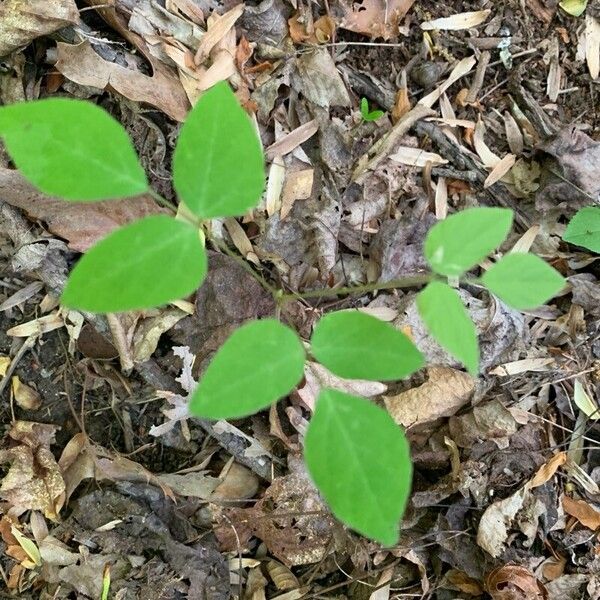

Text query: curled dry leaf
(486, 565), (548, 600)
(529, 452), (567, 488)
(384, 367), (474, 428)
(6, 312), (64, 337)
(0, 0), (78, 57)
(586, 14), (600, 80)
(55, 40), (189, 122)
(389, 147), (448, 167)
(562, 495), (600, 530)
(337, 0), (416, 39)
(0, 421), (65, 519)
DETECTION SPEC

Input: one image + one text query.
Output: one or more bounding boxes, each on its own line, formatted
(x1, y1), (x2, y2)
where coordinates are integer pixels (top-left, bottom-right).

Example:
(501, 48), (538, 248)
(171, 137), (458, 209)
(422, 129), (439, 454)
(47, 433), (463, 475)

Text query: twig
(352, 104), (436, 181)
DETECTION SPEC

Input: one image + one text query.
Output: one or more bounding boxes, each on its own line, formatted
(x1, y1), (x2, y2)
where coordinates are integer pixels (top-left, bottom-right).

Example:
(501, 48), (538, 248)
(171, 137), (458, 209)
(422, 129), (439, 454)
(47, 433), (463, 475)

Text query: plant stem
(277, 274), (433, 303)
(147, 188), (178, 213)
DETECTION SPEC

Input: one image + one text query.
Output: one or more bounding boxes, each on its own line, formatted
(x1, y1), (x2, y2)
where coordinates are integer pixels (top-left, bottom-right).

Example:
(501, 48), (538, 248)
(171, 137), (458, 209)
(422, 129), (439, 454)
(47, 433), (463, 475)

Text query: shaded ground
(0, 0), (600, 598)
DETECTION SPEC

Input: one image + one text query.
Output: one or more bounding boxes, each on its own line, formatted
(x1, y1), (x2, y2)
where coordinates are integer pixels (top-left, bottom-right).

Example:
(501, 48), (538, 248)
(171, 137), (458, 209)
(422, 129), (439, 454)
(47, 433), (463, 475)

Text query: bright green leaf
(0, 99), (147, 200)
(416, 281), (479, 375)
(424, 207), (513, 276)
(310, 311), (423, 381)
(62, 215), (207, 312)
(189, 319), (305, 419)
(360, 97), (384, 122)
(305, 389), (412, 545)
(481, 253), (565, 309)
(563, 207), (600, 253)
(173, 81), (265, 219)
(559, 0), (587, 16)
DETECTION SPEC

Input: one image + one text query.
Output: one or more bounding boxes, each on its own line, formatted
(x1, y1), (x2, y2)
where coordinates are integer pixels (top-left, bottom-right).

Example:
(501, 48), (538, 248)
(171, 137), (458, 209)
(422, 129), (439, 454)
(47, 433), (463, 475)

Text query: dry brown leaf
(541, 554), (566, 581)
(211, 462), (259, 501)
(0, 356), (10, 377)
(486, 565), (547, 600)
(389, 146), (449, 167)
(419, 56), (476, 109)
(392, 75), (411, 122)
(477, 488), (527, 558)
(527, 0), (556, 23)
(194, 4), (244, 64)
(289, 14), (335, 44)
(0, 0), (78, 57)
(562, 496), (600, 530)
(0, 422), (65, 519)
(504, 112), (525, 155)
(444, 570), (484, 595)
(421, 10), (491, 31)
(281, 169), (314, 220)
(55, 40), (189, 122)
(484, 154), (516, 188)
(384, 367), (474, 428)
(529, 452), (567, 488)
(0, 282), (44, 312)
(265, 121), (319, 161)
(11, 377), (41, 411)
(338, 0), (416, 39)
(0, 167), (166, 252)
(296, 362), (386, 412)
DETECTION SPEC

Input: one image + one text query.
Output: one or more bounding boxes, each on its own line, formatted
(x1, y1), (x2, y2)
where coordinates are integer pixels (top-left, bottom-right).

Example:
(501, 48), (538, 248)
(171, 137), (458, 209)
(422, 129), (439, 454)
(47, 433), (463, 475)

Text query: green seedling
(360, 97), (384, 122)
(0, 83), (566, 545)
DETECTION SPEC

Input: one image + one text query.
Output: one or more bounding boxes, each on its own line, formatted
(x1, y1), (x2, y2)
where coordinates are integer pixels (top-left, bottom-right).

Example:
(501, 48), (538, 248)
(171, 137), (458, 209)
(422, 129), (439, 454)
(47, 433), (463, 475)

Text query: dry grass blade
(421, 10), (491, 31)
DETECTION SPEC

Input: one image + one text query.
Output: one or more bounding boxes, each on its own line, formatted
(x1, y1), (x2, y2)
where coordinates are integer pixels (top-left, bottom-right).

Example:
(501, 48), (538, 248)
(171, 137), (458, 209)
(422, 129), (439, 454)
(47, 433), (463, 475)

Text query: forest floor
(0, 0), (599, 598)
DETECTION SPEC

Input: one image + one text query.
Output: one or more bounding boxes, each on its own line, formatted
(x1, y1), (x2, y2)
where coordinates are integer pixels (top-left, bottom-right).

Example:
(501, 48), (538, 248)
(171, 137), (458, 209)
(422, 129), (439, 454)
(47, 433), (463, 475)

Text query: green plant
(0, 83), (566, 545)
(359, 97), (384, 122)
(563, 206), (600, 253)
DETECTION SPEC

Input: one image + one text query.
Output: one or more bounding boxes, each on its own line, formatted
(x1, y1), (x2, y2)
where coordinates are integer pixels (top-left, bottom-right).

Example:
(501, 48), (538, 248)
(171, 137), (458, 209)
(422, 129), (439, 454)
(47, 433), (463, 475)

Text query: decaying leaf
(0, 168), (166, 252)
(55, 40), (189, 122)
(562, 495), (600, 530)
(0, 422), (65, 519)
(6, 312), (64, 337)
(11, 376), (41, 410)
(337, 0), (416, 39)
(486, 565), (547, 600)
(0, 0), (78, 57)
(384, 367), (474, 428)
(296, 361), (387, 412)
(291, 48), (350, 107)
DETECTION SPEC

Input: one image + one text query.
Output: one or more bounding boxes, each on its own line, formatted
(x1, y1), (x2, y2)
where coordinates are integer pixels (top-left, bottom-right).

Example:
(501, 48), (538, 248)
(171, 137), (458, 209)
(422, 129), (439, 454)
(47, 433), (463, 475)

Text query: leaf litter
(0, 0), (600, 597)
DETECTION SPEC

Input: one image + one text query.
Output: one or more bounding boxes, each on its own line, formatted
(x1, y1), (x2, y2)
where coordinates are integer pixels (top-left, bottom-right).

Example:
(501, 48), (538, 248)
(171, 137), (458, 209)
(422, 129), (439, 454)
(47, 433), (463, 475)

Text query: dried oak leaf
(55, 40), (189, 122)
(0, 0), (78, 57)
(384, 367), (474, 428)
(0, 422), (65, 519)
(486, 565), (548, 600)
(335, 0), (416, 39)
(0, 167), (166, 252)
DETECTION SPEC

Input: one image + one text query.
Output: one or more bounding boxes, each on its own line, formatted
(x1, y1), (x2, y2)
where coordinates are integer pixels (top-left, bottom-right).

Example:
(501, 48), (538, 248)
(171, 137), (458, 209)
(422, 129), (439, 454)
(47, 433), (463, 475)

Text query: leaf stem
(278, 274), (433, 303)
(147, 188), (179, 213)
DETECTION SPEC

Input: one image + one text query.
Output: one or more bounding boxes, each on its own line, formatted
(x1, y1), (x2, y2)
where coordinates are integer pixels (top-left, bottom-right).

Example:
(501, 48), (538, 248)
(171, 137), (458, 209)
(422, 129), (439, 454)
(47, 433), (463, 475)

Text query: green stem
(147, 188), (178, 213)
(278, 274), (434, 304)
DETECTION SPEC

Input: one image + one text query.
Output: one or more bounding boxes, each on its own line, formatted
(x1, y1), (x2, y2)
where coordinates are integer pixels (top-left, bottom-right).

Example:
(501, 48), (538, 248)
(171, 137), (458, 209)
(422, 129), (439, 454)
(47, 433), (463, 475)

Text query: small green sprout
(360, 97), (385, 122)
